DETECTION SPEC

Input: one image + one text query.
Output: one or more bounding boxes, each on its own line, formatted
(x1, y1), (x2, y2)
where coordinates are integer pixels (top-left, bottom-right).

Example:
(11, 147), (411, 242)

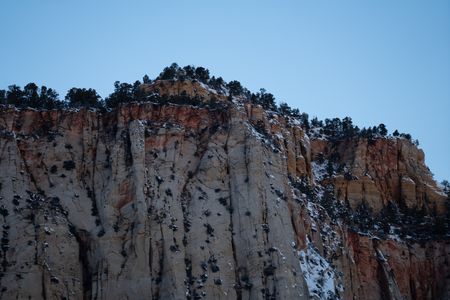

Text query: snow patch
(299, 240), (340, 299)
(198, 82), (221, 95)
(312, 161), (328, 182)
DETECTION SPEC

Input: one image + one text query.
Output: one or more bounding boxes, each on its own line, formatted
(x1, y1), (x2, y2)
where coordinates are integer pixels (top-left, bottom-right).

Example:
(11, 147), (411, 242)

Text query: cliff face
(0, 82), (448, 300)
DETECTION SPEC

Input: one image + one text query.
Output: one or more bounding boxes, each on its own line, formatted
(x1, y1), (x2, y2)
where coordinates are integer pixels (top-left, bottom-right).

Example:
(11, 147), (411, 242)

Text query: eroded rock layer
(0, 88), (448, 299)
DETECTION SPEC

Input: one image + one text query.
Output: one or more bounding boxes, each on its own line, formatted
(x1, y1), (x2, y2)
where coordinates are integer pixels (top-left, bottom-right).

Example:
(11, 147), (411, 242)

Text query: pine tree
(142, 75), (151, 84)
(66, 88), (102, 109)
(0, 90), (6, 105)
(158, 63), (180, 80)
(278, 102), (292, 116)
(6, 85), (26, 107)
(378, 123), (387, 136)
(105, 81), (135, 107)
(39, 86), (63, 109)
(227, 80), (243, 96)
(194, 67), (210, 83)
(24, 83), (40, 107)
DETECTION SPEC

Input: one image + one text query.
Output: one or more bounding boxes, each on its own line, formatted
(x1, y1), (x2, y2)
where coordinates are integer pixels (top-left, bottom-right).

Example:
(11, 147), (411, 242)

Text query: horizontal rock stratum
(0, 78), (448, 299)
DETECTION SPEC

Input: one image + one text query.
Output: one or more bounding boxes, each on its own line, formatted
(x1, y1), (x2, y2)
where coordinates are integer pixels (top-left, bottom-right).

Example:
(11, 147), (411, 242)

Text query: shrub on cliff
(105, 81), (143, 108)
(309, 116), (406, 142)
(182, 65), (195, 78)
(142, 74), (151, 84)
(209, 76), (225, 91)
(2, 83), (64, 109)
(378, 123), (387, 136)
(157, 64), (211, 84)
(278, 103), (310, 129)
(342, 117), (358, 137)
(323, 118), (345, 137)
(227, 80), (244, 96)
(23, 83), (40, 107)
(5, 85), (25, 106)
(66, 88), (103, 109)
(168, 92), (202, 106)
(251, 88), (277, 111)
(194, 67), (210, 83)
(441, 180), (450, 194)
(392, 129), (414, 142)
(400, 133), (412, 141)
(278, 102), (292, 116)
(39, 86), (64, 109)
(311, 117), (323, 128)
(158, 63), (180, 80)
(0, 89), (5, 105)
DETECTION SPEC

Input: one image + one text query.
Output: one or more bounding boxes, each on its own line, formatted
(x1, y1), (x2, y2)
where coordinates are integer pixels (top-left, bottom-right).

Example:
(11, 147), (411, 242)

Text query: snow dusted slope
(299, 238), (341, 299)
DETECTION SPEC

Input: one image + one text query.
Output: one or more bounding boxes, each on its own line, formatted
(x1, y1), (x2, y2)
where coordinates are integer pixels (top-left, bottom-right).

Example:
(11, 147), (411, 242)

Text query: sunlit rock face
(0, 81), (448, 300)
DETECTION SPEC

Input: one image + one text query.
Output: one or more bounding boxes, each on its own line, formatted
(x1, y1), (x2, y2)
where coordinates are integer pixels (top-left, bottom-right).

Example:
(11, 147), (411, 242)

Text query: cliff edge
(0, 78), (448, 300)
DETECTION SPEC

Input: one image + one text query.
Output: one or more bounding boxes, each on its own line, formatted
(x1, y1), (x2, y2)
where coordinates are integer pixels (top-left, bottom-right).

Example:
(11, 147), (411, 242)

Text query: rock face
(0, 81), (448, 299)
(315, 138), (447, 215)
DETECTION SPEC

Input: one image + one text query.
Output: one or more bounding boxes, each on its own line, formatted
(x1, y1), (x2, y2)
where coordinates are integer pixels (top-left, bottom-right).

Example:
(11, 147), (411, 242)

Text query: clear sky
(1, 0), (449, 181)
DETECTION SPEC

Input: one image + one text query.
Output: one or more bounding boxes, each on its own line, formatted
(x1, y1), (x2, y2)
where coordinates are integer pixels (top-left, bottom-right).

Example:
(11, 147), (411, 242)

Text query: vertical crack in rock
(41, 271), (47, 300)
(148, 232), (154, 296)
(179, 165), (194, 298)
(374, 242), (403, 300)
(224, 120), (242, 300)
(70, 227), (92, 300)
(90, 115), (101, 230)
(228, 168), (241, 300)
(154, 224), (165, 300)
(123, 130), (133, 168)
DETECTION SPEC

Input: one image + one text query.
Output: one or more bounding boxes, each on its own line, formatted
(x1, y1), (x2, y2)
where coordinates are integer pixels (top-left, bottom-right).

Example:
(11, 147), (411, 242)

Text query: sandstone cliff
(0, 80), (448, 299)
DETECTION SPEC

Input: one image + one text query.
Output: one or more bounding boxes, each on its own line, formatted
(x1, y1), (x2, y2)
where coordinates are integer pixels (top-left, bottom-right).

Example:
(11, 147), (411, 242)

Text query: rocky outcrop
(0, 81), (448, 299)
(333, 232), (450, 300)
(141, 79), (228, 102)
(310, 138), (447, 214)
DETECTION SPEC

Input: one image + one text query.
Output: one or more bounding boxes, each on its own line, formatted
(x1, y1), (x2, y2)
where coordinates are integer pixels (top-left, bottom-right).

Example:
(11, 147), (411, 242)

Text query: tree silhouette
(299, 113), (309, 130)
(183, 65), (195, 78)
(209, 76), (224, 90)
(402, 133), (412, 141)
(105, 80), (146, 108)
(158, 63), (180, 80)
(66, 88), (102, 109)
(195, 67), (210, 83)
(39, 86), (64, 109)
(253, 88), (277, 111)
(342, 117), (355, 137)
(25, 84), (63, 109)
(378, 123), (387, 136)
(227, 80), (243, 96)
(105, 81), (135, 108)
(6, 85), (26, 107)
(142, 75), (151, 84)
(0, 90), (6, 105)
(24, 83), (40, 107)
(278, 102), (292, 116)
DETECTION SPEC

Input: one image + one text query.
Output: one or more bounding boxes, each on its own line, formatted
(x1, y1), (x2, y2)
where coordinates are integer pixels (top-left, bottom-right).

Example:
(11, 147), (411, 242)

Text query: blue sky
(1, 0), (449, 181)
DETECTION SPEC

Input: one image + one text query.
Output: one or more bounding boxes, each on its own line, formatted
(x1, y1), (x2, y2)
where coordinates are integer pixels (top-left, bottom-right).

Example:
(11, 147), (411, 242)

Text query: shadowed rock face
(0, 83), (448, 299)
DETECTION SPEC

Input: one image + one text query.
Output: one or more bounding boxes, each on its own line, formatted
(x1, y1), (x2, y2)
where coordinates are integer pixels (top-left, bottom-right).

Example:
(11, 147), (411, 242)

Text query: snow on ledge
(299, 239), (341, 299)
